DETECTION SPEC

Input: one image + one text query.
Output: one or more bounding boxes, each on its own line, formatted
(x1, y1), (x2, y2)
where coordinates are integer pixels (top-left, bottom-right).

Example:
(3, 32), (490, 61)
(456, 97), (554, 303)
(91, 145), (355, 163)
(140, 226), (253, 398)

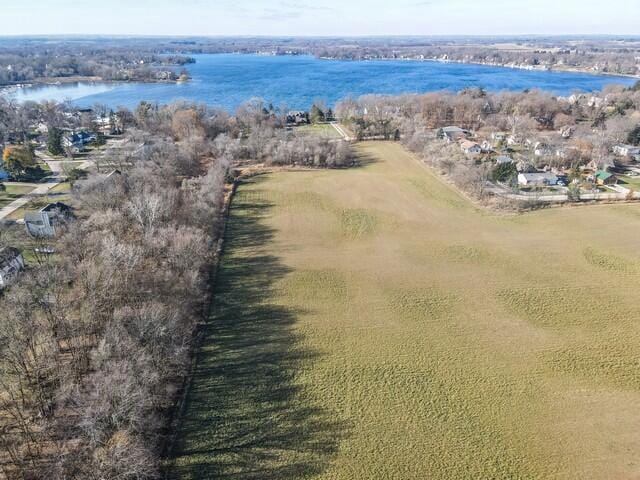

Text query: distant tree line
(0, 41), (194, 85)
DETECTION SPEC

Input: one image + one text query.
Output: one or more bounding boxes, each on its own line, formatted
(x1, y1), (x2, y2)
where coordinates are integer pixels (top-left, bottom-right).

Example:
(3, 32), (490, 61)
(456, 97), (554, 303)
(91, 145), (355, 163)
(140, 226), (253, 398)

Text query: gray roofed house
(438, 126), (471, 142)
(517, 172), (559, 186)
(25, 202), (73, 238)
(0, 247), (25, 288)
(63, 131), (96, 153)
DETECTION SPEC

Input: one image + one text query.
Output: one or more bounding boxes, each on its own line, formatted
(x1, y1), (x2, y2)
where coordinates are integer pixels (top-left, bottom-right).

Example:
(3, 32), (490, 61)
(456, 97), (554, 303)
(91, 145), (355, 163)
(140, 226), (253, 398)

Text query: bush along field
(172, 142), (640, 479)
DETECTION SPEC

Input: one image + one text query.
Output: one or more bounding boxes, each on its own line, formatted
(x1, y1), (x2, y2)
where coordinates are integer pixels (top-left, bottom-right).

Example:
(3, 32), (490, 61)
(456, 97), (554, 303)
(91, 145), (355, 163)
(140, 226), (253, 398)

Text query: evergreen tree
(492, 162), (517, 183)
(627, 125), (640, 146)
(47, 127), (64, 156)
(310, 104), (325, 124)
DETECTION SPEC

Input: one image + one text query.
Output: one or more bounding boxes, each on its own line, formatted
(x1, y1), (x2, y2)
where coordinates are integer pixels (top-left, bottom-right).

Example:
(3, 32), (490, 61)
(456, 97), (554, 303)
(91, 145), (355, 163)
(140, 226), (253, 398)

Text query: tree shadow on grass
(170, 176), (349, 479)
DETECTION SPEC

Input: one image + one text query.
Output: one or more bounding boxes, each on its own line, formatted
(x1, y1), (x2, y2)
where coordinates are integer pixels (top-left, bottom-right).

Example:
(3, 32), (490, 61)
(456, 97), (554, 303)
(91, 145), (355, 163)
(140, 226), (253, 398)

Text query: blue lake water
(5, 54), (636, 111)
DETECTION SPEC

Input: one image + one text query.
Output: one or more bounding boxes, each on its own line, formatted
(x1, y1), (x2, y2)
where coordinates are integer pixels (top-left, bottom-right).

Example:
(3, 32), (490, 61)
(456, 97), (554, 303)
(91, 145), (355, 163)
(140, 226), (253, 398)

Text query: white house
(0, 247), (25, 289)
(517, 172), (559, 187)
(613, 144), (640, 157)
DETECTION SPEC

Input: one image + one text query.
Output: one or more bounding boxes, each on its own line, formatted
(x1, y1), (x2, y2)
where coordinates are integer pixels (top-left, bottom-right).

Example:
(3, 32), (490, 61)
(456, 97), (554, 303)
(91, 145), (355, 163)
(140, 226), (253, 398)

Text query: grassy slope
(172, 142), (640, 479)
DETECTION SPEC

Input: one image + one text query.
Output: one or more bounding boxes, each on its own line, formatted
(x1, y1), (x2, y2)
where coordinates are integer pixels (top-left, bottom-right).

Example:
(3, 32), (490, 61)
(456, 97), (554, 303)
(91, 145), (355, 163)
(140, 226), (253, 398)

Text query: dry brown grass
(173, 141), (640, 479)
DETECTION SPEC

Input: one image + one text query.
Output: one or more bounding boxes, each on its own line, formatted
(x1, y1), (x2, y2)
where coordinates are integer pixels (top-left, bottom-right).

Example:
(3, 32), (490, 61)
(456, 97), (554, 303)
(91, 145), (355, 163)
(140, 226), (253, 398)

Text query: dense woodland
(0, 98), (353, 479)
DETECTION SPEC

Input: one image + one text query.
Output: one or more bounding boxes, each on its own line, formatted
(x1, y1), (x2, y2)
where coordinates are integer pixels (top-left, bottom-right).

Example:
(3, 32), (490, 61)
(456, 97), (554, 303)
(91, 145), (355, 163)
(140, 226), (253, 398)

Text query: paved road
(330, 122), (352, 141)
(0, 153), (91, 220)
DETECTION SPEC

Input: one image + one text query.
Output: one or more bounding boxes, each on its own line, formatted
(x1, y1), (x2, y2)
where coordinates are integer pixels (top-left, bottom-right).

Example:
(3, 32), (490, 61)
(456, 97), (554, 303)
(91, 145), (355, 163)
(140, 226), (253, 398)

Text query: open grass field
(172, 142), (640, 479)
(295, 123), (343, 139)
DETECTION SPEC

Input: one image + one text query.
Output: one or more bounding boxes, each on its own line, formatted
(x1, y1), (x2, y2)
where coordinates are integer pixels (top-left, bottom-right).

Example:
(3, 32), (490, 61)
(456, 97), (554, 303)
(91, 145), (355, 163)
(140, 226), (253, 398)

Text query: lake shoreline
(316, 55), (640, 80)
(3, 53), (635, 110)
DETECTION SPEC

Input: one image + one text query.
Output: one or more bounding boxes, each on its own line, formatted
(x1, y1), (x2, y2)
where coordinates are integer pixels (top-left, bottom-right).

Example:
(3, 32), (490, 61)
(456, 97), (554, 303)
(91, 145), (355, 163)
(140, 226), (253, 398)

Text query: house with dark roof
(438, 126), (471, 143)
(24, 202), (73, 238)
(62, 131), (96, 153)
(0, 247), (25, 288)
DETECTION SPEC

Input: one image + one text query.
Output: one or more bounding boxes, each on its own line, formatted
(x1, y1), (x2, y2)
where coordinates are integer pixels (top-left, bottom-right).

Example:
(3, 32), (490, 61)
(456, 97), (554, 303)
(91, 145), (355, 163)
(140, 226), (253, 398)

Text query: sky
(0, 0), (638, 36)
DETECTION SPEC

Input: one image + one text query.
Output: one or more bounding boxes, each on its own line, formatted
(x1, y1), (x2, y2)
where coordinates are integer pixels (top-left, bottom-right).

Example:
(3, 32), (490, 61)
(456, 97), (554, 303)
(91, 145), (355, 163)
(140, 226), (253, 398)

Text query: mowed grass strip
(172, 142), (640, 479)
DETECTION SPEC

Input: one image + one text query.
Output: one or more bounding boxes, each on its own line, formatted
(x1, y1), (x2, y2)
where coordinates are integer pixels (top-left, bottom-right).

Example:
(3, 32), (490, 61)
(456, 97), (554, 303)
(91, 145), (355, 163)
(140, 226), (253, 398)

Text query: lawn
(619, 175), (640, 191)
(171, 142), (640, 479)
(5, 185), (71, 221)
(295, 123), (343, 139)
(0, 184), (36, 207)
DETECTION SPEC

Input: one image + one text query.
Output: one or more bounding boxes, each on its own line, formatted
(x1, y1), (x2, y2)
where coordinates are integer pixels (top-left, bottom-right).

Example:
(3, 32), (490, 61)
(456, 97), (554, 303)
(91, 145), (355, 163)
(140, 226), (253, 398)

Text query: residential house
(460, 140), (482, 155)
(595, 170), (618, 186)
(438, 126), (471, 143)
(480, 140), (493, 153)
(62, 131), (96, 153)
(0, 247), (25, 289)
(286, 111), (309, 125)
(24, 202), (73, 238)
(613, 144), (640, 158)
(517, 172), (559, 187)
